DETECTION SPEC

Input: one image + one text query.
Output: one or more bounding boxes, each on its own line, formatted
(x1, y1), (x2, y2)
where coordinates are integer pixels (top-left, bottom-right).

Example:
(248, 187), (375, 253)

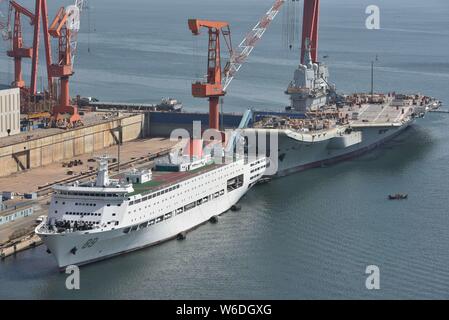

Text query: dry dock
(0, 137), (176, 194)
(0, 112), (144, 178)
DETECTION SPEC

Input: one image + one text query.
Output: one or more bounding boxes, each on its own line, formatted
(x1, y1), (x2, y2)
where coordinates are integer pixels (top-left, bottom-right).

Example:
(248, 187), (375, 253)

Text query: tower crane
(300, 0), (319, 64)
(48, 0), (85, 126)
(188, 19), (232, 131)
(6, 1), (34, 89)
(189, 0), (286, 131)
(0, 0), (53, 115)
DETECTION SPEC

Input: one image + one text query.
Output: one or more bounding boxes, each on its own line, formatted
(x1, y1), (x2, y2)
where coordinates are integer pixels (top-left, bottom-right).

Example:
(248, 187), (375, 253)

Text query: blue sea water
(0, 0), (448, 299)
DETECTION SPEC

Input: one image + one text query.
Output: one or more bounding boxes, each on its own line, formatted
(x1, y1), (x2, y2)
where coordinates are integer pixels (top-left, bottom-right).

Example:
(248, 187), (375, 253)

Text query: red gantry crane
(0, 0), (85, 126)
(0, 0), (53, 115)
(188, 19), (231, 131)
(6, 1), (34, 89)
(188, 0), (285, 131)
(48, 2), (83, 125)
(301, 0), (320, 64)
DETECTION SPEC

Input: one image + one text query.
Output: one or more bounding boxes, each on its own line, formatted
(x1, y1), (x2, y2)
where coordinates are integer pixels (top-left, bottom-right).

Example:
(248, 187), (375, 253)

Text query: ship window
(164, 213), (172, 219)
(149, 219), (155, 225)
(139, 222), (148, 229)
(184, 202), (196, 211)
(227, 174), (244, 192)
(129, 201), (134, 205)
(112, 213), (116, 216)
(131, 225), (138, 231)
(156, 216), (163, 223)
(107, 204), (111, 207)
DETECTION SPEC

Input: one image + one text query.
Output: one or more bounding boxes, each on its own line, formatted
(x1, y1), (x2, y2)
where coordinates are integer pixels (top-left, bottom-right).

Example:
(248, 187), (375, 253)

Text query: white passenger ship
(36, 142), (267, 269)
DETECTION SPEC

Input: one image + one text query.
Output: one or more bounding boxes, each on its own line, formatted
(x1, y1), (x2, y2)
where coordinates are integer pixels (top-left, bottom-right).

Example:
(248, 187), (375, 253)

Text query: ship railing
(37, 219), (99, 234)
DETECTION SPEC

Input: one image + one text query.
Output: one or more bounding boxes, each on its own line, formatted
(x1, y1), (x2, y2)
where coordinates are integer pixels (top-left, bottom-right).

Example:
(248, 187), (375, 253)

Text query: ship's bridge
(52, 184), (133, 198)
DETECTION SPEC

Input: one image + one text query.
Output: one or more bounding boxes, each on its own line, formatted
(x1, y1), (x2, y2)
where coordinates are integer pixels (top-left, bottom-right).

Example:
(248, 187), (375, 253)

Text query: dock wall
(146, 111), (243, 137)
(0, 114), (143, 177)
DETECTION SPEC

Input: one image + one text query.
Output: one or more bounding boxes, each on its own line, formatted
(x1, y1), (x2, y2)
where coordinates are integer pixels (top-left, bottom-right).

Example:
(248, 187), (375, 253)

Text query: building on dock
(0, 86), (21, 138)
(0, 199), (34, 226)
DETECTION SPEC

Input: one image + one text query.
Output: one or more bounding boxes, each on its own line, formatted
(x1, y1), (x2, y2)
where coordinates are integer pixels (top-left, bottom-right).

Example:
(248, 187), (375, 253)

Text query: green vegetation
(127, 180), (164, 196)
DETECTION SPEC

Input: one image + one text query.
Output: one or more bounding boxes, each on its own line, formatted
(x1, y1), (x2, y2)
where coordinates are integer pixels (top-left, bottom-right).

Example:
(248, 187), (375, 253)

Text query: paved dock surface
(0, 137), (176, 194)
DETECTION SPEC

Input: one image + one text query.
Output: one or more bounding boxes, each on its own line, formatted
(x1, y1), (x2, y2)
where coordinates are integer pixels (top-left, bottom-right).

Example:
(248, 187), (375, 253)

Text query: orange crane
(188, 0), (285, 131)
(301, 0), (320, 64)
(48, 5), (81, 125)
(1, 0), (53, 116)
(6, 1), (34, 89)
(188, 19), (232, 131)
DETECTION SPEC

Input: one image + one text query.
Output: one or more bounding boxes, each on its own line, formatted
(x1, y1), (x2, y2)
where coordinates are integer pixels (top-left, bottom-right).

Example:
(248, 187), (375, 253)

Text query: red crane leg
(60, 77), (70, 108)
(301, 0), (320, 64)
(30, 0), (42, 95)
(41, 0), (53, 93)
(209, 97), (220, 130)
(13, 57), (25, 88)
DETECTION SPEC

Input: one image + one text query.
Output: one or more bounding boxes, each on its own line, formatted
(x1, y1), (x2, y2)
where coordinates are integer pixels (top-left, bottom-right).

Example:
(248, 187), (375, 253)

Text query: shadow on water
(351, 125), (435, 171)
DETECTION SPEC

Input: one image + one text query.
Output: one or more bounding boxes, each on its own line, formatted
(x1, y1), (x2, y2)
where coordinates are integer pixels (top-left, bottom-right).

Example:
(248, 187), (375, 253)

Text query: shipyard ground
(0, 137), (175, 194)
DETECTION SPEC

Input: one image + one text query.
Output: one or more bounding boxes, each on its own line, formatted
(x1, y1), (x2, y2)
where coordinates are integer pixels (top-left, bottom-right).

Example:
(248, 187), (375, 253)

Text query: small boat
(388, 193), (408, 200)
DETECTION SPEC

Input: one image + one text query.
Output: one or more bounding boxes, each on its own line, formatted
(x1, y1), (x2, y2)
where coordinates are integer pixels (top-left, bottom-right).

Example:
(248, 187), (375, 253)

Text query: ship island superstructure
(36, 144), (267, 268)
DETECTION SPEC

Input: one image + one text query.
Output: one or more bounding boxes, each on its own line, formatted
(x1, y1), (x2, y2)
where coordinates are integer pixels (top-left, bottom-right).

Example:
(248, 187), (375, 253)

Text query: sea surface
(0, 0), (448, 299)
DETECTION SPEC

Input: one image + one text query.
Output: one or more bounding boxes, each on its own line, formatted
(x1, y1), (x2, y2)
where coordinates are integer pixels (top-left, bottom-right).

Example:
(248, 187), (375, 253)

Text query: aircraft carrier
(240, 1), (441, 177)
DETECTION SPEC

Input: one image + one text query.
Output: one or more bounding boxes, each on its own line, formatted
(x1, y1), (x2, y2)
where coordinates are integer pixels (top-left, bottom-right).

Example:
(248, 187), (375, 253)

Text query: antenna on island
(371, 54), (379, 101)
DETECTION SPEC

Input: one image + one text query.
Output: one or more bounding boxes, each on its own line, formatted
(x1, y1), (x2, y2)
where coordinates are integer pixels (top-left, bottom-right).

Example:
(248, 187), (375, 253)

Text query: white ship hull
(251, 121), (413, 177)
(37, 157), (267, 269)
(41, 189), (244, 269)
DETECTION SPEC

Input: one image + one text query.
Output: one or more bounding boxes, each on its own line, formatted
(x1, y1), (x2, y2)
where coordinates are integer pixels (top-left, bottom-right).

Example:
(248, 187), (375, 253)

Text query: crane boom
(68, 0), (84, 66)
(222, 0), (285, 91)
